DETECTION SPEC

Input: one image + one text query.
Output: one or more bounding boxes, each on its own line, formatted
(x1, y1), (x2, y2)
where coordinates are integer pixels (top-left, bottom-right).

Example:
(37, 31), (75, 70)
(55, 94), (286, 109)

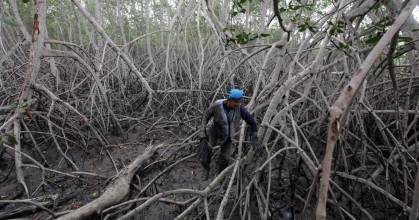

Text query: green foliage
(0, 117), (18, 158)
(297, 20), (318, 33)
(281, 0), (316, 14)
(365, 32), (383, 45)
(288, 2), (315, 11)
(338, 42), (350, 50)
(0, 133), (18, 157)
(335, 41), (351, 55)
(22, 0), (31, 3)
(278, 1), (317, 33)
(231, 0), (251, 17)
(328, 20), (346, 36)
(229, 0), (264, 17)
(0, 133), (18, 146)
(223, 26), (270, 45)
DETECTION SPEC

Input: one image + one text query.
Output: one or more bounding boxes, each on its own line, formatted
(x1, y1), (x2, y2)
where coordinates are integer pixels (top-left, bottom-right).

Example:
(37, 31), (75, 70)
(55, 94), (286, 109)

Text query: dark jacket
(202, 99), (257, 146)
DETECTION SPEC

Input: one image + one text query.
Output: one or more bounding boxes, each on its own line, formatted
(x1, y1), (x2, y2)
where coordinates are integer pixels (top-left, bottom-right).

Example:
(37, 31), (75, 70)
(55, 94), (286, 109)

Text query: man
(199, 88), (260, 180)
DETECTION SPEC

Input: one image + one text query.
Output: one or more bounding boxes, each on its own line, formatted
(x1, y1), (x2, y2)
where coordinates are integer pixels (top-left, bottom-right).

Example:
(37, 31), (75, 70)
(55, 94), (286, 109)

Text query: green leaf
(1, 133), (17, 145)
(336, 20), (345, 26)
(225, 28), (270, 45)
(308, 25), (318, 33)
(249, 33), (258, 40)
(329, 20), (346, 35)
(236, 32), (251, 44)
(338, 42), (350, 49)
(22, 0), (30, 3)
(298, 24), (307, 32)
(366, 34), (382, 45)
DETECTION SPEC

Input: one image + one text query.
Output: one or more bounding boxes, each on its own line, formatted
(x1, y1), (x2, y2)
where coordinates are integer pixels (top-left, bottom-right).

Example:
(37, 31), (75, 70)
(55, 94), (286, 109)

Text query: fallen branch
(56, 144), (162, 220)
(118, 189), (202, 220)
(0, 199), (56, 218)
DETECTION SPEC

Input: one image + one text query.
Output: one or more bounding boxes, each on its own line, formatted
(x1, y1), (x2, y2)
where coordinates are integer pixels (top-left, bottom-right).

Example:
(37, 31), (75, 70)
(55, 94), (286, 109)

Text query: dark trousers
(201, 139), (233, 173)
(217, 139), (233, 173)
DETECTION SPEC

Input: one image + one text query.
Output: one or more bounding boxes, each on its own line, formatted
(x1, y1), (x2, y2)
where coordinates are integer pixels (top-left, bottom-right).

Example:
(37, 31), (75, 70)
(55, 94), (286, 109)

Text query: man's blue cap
(228, 89), (244, 101)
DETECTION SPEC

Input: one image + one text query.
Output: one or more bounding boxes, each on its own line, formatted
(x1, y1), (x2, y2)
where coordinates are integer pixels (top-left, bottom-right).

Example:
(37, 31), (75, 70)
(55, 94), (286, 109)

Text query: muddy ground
(0, 119), (241, 220)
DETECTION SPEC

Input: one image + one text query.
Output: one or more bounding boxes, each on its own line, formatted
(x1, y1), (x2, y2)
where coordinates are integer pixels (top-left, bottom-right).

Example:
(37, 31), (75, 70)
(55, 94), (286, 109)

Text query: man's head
(226, 89), (244, 108)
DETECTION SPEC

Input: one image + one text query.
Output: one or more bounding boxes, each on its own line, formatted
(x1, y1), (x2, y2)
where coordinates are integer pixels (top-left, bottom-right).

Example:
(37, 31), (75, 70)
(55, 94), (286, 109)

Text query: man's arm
(240, 106), (257, 132)
(240, 106), (262, 151)
(201, 104), (215, 137)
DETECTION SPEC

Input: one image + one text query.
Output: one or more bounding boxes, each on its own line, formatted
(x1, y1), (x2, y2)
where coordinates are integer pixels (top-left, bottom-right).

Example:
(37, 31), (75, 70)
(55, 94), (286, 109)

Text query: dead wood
(55, 144), (162, 220)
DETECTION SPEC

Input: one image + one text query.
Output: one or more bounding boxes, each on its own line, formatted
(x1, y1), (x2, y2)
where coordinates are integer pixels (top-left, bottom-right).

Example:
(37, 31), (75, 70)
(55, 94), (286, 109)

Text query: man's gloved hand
(251, 132), (263, 152)
(199, 130), (207, 139)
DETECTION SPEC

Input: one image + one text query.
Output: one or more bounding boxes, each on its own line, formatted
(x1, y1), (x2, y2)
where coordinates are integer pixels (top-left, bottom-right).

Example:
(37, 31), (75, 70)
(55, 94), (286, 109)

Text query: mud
(0, 118), (218, 220)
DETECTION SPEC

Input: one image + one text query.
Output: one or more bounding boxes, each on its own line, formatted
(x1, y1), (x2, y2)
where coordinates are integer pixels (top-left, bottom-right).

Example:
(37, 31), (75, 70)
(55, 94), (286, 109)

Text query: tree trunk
(315, 1), (418, 219)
